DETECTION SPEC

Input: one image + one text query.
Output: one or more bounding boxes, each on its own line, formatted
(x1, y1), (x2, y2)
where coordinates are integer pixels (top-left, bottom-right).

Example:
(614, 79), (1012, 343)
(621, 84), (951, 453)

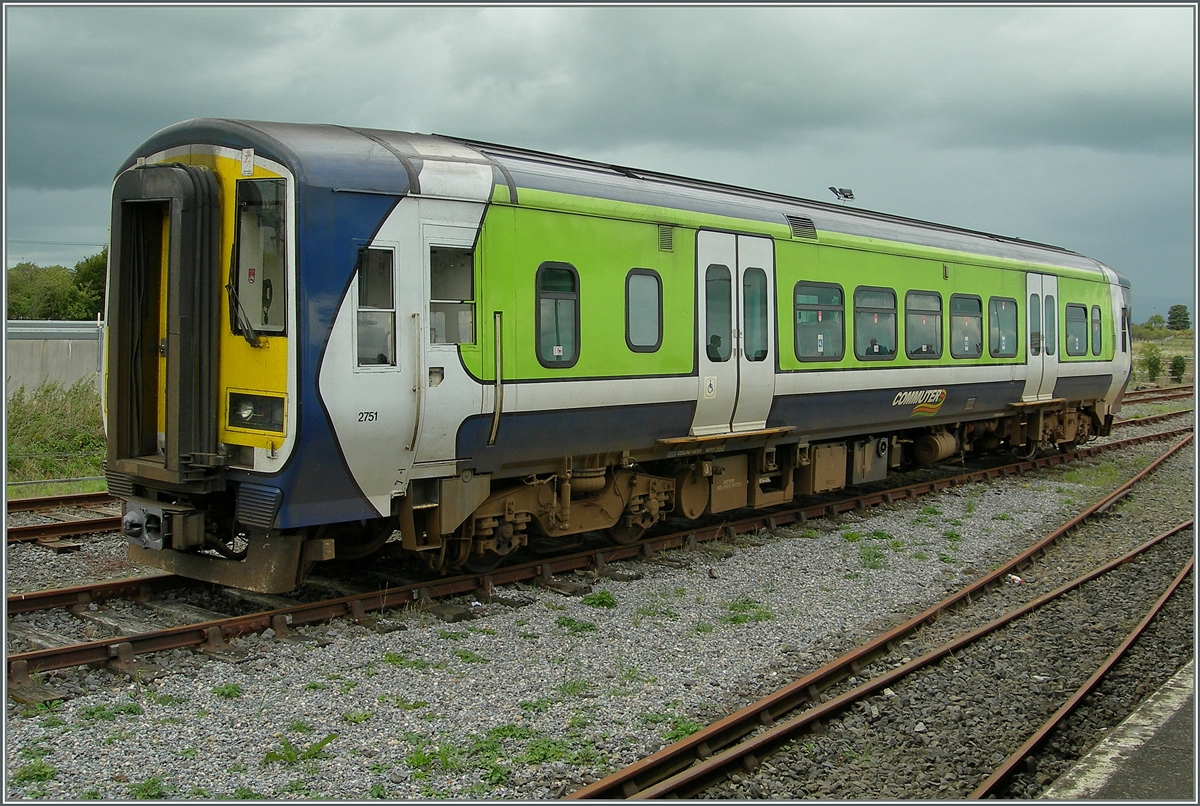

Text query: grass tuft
(580, 590), (618, 608)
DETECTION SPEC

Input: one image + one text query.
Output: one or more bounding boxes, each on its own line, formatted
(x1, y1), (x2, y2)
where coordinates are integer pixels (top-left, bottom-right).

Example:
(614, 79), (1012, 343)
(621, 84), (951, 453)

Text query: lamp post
(828, 187), (854, 205)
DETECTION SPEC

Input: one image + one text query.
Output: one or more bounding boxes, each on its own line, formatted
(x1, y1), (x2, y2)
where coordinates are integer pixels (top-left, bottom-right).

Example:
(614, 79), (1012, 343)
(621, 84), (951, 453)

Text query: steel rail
(8, 426), (1186, 618)
(6, 516), (123, 544)
(567, 435), (1193, 799)
(1121, 390), (1194, 405)
(605, 521), (1194, 800)
(969, 554), (1194, 799)
(1122, 383), (1192, 401)
(6, 492), (115, 514)
(6, 574), (181, 615)
(1113, 409), (1193, 428)
(6, 429), (1192, 684)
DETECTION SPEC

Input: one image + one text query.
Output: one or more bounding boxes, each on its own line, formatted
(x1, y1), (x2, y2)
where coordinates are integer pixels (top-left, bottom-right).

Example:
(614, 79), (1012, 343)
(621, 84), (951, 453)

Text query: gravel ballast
(5, 421), (1193, 800)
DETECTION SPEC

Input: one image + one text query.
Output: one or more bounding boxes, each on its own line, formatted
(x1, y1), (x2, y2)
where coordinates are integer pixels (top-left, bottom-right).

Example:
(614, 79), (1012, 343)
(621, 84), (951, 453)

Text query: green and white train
(105, 119), (1133, 592)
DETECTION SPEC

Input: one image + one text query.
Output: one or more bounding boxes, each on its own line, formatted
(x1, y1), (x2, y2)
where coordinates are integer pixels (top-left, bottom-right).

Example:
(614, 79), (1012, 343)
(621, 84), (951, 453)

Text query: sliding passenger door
(693, 231), (739, 435)
(1023, 273), (1059, 401)
(731, 235), (775, 430)
(692, 231), (776, 436)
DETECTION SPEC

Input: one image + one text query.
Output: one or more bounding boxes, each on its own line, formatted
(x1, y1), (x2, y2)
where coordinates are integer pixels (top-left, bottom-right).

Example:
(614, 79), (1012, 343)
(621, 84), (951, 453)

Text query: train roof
(124, 118), (1124, 283)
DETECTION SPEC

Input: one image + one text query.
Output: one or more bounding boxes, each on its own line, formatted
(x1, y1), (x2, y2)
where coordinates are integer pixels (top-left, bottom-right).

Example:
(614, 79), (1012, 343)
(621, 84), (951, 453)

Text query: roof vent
(658, 225), (674, 252)
(786, 215), (817, 240)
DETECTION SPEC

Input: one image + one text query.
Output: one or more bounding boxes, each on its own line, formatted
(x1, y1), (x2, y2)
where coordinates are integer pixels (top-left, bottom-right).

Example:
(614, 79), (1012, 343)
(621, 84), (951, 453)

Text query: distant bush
(6, 379), (104, 483)
(1141, 343), (1163, 383)
(1130, 323), (1169, 342)
(1170, 355), (1187, 384)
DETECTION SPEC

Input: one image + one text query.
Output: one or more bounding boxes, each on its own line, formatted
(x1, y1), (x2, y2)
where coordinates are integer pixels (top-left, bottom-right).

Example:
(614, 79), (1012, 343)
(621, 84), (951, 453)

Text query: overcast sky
(4, 5), (1195, 320)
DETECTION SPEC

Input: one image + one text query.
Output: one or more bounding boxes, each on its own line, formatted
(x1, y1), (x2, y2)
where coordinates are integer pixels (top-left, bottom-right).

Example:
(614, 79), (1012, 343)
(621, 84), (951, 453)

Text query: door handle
(407, 312), (422, 451)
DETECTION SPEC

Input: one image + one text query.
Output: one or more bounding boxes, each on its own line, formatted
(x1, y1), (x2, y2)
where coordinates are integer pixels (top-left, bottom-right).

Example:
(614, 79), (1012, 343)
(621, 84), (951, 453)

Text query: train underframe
(123, 399), (1109, 593)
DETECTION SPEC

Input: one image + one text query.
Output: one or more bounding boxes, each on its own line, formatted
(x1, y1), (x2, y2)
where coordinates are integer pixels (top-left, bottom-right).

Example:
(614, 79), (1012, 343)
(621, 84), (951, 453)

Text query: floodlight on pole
(828, 187), (854, 204)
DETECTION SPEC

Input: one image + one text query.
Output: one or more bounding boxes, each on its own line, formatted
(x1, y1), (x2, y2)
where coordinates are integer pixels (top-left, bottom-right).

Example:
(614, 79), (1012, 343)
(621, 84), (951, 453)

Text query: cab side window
(234, 179), (287, 336)
(356, 248), (396, 367)
(430, 247), (475, 344)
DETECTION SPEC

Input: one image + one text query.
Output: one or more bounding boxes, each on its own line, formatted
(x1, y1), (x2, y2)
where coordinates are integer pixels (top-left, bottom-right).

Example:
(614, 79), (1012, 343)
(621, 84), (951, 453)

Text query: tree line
(7, 248), (106, 320)
(4, 250), (1193, 335)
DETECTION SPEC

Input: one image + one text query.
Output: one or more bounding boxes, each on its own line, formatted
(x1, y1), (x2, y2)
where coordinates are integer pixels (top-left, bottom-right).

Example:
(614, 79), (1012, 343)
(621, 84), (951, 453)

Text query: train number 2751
(357, 411), (378, 423)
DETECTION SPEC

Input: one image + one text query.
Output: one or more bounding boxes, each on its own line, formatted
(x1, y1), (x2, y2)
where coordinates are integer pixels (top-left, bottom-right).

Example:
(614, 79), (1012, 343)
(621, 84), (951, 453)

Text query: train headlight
(228, 392), (285, 433)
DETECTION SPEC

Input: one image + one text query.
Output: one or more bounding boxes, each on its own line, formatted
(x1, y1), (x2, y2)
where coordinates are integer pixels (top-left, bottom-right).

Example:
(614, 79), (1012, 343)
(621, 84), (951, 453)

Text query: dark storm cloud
(4, 5), (1194, 313)
(7, 7), (1191, 188)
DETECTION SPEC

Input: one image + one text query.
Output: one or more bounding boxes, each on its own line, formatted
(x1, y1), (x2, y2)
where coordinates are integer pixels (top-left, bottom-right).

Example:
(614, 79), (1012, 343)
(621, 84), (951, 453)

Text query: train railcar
(104, 119), (1134, 592)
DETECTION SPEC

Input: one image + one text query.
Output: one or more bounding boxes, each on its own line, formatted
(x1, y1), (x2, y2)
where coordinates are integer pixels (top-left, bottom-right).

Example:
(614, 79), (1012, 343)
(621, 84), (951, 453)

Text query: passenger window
(742, 268), (769, 362)
(950, 295), (982, 359)
(705, 265), (732, 362)
(905, 291), (942, 358)
(794, 282), (844, 361)
(356, 248), (396, 367)
(536, 263), (579, 367)
(625, 269), (662, 352)
(989, 297), (1018, 358)
(234, 179), (287, 335)
(855, 287), (896, 360)
(1030, 294), (1042, 356)
(1091, 306), (1103, 356)
(430, 247), (475, 344)
(1044, 295), (1056, 356)
(1065, 304), (1088, 356)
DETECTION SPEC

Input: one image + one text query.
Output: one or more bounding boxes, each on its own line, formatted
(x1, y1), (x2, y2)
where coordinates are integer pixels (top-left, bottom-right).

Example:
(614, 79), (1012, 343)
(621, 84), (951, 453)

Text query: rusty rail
(567, 435), (1193, 799)
(630, 525), (1193, 799)
(6, 429), (1192, 685)
(6, 574), (181, 615)
(1122, 389), (1194, 405)
(1113, 409), (1193, 428)
(969, 555), (1194, 799)
(6, 516), (123, 544)
(6, 492), (115, 514)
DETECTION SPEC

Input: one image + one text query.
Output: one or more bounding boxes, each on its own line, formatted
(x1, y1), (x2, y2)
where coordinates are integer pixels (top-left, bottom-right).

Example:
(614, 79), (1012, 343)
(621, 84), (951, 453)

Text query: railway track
(3, 406), (1190, 548)
(567, 435), (1193, 799)
(5, 493), (121, 545)
(1121, 386), (1193, 405)
(6, 426), (1192, 695)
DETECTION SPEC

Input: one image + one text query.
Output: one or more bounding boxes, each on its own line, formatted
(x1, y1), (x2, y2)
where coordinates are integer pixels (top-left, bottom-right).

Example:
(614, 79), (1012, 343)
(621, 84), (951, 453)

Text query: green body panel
(464, 187), (1114, 383)
(468, 203), (698, 382)
(1053, 275), (1116, 363)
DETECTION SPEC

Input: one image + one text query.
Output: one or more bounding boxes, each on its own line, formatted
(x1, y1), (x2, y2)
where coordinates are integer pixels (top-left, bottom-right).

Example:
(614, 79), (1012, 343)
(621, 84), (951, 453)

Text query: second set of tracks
(6, 424), (1192, 692)
(5, 403), (1192, 546)
(567, 432), (1192, 797)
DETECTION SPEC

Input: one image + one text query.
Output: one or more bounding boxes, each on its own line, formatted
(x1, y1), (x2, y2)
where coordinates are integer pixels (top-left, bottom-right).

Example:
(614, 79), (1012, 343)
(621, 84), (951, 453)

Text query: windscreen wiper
(225, 281), (262, 347)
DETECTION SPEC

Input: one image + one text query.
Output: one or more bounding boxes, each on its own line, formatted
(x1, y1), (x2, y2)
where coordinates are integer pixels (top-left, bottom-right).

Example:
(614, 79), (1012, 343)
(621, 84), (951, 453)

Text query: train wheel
(326, 520), (392, 561)
(605, 524), (646, 545)
(463, 550), (505, 574)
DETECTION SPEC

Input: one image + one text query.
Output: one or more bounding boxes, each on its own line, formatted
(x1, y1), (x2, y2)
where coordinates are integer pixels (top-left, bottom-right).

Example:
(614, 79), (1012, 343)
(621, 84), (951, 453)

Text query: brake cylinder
(914, 431), (957, 466)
